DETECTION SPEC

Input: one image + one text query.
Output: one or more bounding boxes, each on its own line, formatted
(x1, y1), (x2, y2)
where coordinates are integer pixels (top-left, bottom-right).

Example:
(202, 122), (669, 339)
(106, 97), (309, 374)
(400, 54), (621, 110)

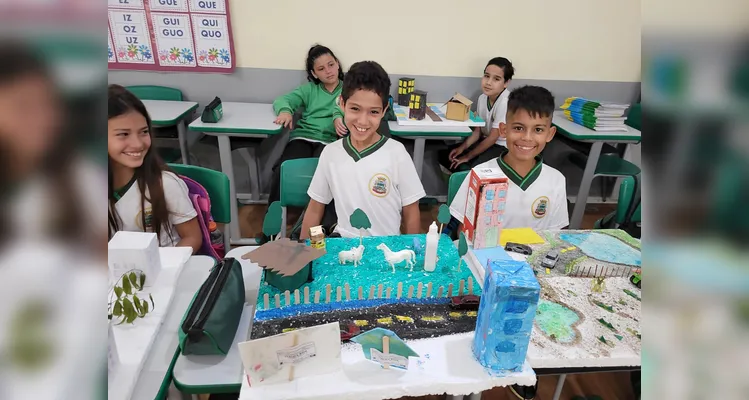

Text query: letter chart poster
(108, 0), (235, 72)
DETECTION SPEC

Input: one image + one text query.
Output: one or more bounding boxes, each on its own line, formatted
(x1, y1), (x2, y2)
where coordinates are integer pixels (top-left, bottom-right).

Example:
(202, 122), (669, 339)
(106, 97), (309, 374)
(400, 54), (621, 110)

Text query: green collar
(342, 134), (388, 162)
(112, 175), (137, 202)
(486, 89), (505, 111)
(497, 150), (543, 191)
(321, 80), (342, 95)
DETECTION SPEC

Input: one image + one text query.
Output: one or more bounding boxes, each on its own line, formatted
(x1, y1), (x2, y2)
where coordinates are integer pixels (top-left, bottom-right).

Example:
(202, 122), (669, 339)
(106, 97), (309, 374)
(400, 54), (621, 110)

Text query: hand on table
(274, 112), (293, 129)
(334, 118), (348, 137)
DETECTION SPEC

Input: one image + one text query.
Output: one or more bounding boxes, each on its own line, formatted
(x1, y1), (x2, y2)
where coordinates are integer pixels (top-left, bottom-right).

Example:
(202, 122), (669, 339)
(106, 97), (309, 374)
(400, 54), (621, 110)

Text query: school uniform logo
(135, 208), (154, 231)
(531, 197), (549, 219)
(369, 173), (390, 197)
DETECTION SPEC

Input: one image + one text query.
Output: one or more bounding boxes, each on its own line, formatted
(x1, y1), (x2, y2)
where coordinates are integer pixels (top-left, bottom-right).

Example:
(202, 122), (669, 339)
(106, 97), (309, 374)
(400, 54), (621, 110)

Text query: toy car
(541, 250), (559, 269)
(340, 323), (362, 342)
(630, 271), (641, 288)
(505, 242), (532, 255)
(449, 295), (481, 310)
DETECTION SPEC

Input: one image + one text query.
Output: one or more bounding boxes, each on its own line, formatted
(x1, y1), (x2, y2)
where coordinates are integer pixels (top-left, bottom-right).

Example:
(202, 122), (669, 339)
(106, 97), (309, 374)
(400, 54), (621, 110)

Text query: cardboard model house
(397, 77), (415, 106)
(445, 93), (473, 121)
(242, 238), (325, 292)
(409, 90), (428, 120)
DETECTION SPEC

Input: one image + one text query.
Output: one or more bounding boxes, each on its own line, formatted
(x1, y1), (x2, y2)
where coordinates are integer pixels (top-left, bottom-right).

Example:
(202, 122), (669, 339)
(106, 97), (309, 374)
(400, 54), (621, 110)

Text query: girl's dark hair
(486, 57), (515, 81)
(108, 84), (173, 244)
(305, 44), (344, 84)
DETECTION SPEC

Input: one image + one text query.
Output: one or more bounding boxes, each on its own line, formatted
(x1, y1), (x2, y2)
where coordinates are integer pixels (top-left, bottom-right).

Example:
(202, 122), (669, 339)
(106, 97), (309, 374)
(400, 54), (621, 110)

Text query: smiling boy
(449, 85), (569, 231)
(300, 61), (425, 239)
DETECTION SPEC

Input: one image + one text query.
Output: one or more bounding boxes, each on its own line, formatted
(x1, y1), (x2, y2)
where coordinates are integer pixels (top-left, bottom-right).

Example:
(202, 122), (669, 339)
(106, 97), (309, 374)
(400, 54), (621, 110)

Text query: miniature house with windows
(398, 77), (415, 106)
(242, 238), (325, 292)
(445, 93), (473, 121)
(473, 259), (540, 375)
(408, 90), (428, 120)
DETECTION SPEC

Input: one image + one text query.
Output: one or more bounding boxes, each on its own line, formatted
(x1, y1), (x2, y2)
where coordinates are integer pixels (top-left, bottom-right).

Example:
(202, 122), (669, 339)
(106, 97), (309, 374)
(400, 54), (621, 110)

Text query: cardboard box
(444, 93), (473, 121)
(461, 167), (509, 249)
(408, 90), (428, 120)
(108, 231), (162, 285)
(309, 225), (326, 250)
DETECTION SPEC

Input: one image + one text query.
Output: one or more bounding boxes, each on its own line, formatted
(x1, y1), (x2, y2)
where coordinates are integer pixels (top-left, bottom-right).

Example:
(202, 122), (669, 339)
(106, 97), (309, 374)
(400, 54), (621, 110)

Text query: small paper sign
(370, 348), (408, 369)
(277, 342), (316, 366)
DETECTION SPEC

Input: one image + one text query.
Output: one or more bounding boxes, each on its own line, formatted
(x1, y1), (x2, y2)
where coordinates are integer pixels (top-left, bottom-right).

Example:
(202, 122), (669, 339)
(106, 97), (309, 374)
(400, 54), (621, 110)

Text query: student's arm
(401, 201), (421, 234)
(450, 127), (481, 161)
(460, 127), (501, 161)
(272, 84), (309, 127)
(174, 218), (202, 254)
(300, 199), (326, 240)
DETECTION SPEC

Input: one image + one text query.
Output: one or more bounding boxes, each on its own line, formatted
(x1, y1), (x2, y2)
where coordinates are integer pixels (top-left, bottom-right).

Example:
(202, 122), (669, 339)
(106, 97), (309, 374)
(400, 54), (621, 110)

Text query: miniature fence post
(358, 286), (363, 300)
(447, 283), (453, 297)
(378, 284), (384, 299)
(426, 283), (433, 297)
(275, 294), (281, 308)
(382, 336), (390, 370)
(437, 286), (444, 298)
(345, 283), (351, 301)
(336, 286), (342, 302)
(263, 293), (269, 309)
(397, 282), (403, 299)
(369, 286), (375, 300)
(468, 277), (473, 294)
(294, 289), (300, 305)
(288, 333), (298, 381)
(314, 291), (320, 304)
(325, 284), (332, 303)
(284, 290), (291, 306)
(458, 280), (465, 296)
(386, 287), (392, 298)
(407, 285), (414, 298)
(304, 287), (310, 304)
(417, 282), (423, 299)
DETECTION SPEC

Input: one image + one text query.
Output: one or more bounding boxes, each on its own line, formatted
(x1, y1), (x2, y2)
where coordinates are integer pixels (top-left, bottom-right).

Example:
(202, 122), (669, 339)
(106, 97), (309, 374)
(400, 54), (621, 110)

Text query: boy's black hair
(306, 44), (345, 84)
(341, 61), (391, 108)
(485, 57), (514, 81)
(507, 85), (555, 119)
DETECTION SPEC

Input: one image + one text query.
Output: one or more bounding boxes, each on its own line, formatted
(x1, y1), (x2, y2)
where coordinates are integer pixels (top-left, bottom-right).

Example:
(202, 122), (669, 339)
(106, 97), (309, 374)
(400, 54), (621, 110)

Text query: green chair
(447, 171), (469, 206)
(168, 164), (231, 250)
(279, 158), (319, 238)
(594, 175), (641, 234)
(126, 85), (183, 101)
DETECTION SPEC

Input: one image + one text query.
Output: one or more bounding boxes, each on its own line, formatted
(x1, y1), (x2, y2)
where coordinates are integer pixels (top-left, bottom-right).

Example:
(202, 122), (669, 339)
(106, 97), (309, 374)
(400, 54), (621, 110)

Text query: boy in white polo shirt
(449, 85), (569, 232)
(300, 61), (425, 239)
(438, 57), (514, 173)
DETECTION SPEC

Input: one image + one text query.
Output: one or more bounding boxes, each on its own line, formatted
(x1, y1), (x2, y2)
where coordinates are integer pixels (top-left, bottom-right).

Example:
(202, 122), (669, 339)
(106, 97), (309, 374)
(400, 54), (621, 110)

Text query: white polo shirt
(113, 171), (197, 247)
(476, 89), (510, 147)
(449, 153), (568, 230)
(308, 135), (426, 237)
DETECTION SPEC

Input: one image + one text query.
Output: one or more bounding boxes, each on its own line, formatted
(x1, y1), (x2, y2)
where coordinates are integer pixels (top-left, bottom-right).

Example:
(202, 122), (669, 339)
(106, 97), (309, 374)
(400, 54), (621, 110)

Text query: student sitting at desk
(268, 45), (347, 205)
(438, 57), (515, 173)
(300, 61), (425, 239)
(449, 85), (569, 233)
(108, 85), (202, 254)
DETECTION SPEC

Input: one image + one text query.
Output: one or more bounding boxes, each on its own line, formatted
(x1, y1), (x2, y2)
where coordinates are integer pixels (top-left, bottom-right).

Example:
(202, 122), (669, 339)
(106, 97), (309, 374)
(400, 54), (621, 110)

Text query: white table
(113, 254), (215, 400)
(189, 103), (283, 245)
(551, 111), (641, 229)
(142, 100), (199, 165)
(388, 121), (473, 180)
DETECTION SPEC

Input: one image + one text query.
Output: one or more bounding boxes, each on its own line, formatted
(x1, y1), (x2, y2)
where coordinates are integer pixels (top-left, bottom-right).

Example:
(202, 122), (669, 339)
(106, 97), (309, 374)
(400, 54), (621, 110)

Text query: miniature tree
(349, 208), (372, 246)
(263, 201), (283, 240)
(457, 231), (468, 272)
(437, 204), (451, 235)
(108, 270), (154, 325)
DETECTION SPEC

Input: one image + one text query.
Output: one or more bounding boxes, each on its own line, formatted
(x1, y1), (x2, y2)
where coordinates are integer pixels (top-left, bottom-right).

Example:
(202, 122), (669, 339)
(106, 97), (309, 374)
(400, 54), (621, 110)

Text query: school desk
(552, 111), (642, 229)
(188, 103), (283, 246)
(142, 100), (200, 165)
(388, 121), (472, 179)
(110, 254), (215, 400)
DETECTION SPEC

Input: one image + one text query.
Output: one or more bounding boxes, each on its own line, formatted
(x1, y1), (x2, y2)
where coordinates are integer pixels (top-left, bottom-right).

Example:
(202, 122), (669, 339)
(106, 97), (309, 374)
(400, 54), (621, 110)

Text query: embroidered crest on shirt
(531, 196), (549, 219)
(135, 208), (154, 231)
(369, 173), (390, 197)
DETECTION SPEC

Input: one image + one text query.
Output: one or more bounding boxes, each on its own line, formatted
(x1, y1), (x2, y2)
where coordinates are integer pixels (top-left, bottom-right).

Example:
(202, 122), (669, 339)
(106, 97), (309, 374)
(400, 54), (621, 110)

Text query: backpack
(178, 174), (225, 260)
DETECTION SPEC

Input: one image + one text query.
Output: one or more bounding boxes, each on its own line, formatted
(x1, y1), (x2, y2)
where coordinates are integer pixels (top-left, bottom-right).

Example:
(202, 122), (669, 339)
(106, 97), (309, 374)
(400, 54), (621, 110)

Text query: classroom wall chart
(107, 0), (235, 72)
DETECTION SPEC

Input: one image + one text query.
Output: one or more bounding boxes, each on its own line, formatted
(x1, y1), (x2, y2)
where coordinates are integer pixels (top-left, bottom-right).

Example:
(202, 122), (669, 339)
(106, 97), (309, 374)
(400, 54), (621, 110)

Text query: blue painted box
(472, 260), (540, 375)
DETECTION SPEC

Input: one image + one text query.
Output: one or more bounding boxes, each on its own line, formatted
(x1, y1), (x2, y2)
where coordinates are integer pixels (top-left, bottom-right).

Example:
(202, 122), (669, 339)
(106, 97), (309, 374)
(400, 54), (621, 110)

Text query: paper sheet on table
(499, 228), (545, 246)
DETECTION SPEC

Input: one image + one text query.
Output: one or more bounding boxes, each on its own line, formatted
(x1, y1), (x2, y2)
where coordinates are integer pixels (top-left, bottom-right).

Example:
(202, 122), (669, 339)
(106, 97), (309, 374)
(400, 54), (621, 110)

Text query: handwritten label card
(109, 10), (155, 64)
(151, 13), (196, 67)
(189, 0), (225, 14)
(191, 14), (231, 68)
(149, 0), (188, 12)
(276, 342), (316, 366)
(371, 348), (409, 369)
(108, 0), (144, 9)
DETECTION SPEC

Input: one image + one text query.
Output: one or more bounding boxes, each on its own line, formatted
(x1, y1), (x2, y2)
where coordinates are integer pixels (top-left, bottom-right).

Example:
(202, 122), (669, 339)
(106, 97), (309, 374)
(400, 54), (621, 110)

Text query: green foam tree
(108, 270), (154, 325)
(457, 231), (468, 272)
(437, 204), (451, 235)
(263, 201), (283, 240)
(349, 208), (372, 246)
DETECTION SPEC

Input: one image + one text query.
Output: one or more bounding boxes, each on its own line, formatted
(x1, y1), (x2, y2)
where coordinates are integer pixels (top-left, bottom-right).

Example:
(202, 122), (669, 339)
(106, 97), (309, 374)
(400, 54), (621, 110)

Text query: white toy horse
(376, 243), (416, 273)
(338, 245), (365, 267)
